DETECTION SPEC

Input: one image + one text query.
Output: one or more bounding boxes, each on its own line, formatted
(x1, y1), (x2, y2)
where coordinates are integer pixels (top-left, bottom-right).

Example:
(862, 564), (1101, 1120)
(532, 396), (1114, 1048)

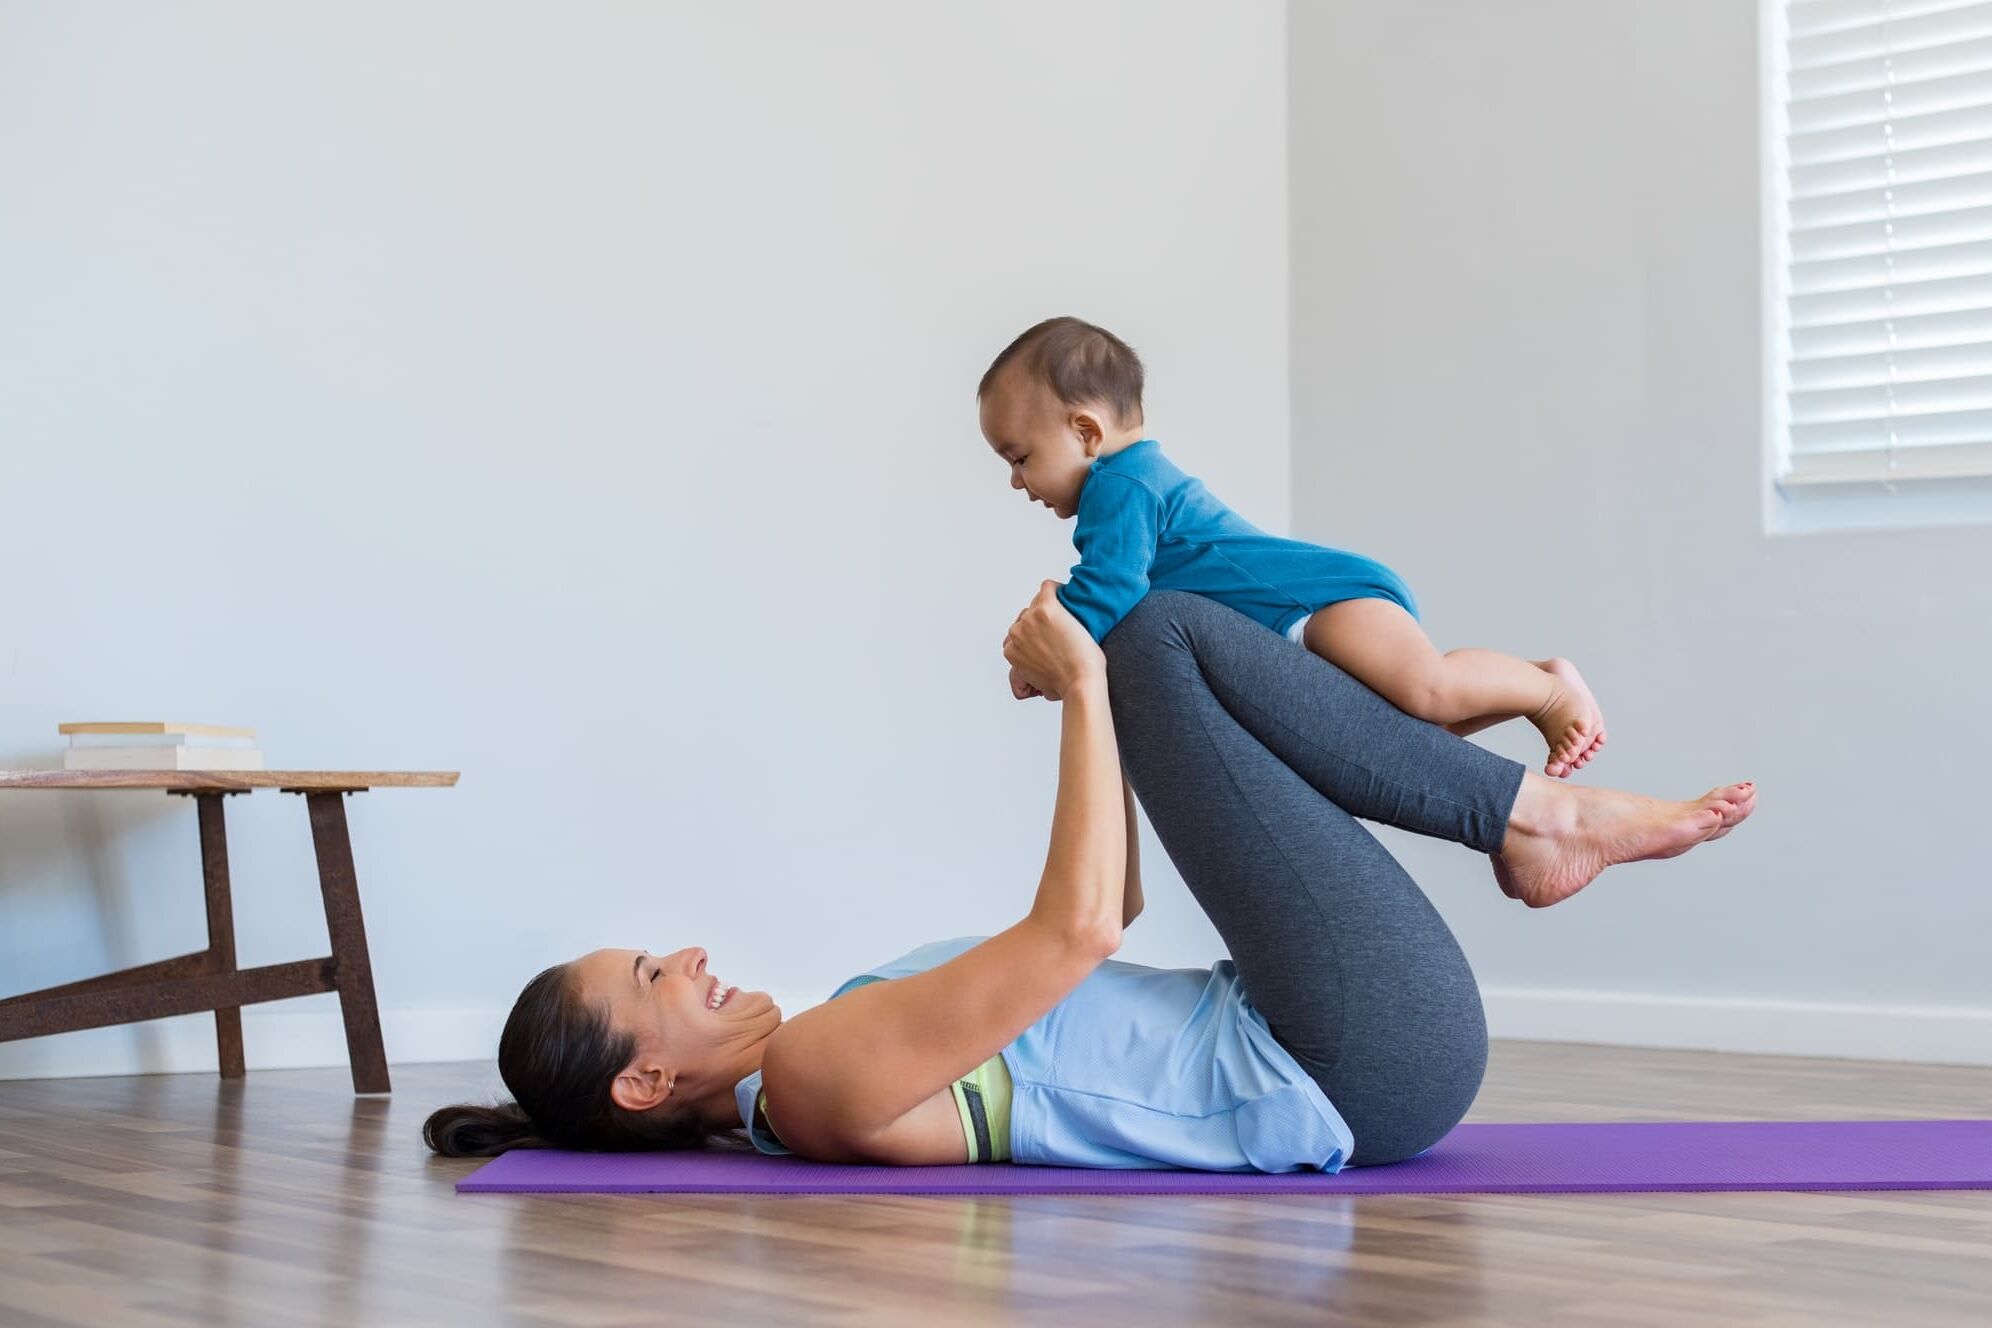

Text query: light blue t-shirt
(1055, 438), (1420, 643)
(732, 935), (1355, 1173)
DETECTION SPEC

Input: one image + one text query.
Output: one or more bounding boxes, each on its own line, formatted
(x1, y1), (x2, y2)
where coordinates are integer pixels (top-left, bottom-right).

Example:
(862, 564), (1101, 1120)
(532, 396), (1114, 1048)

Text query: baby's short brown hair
(977, 317), (1145, 430)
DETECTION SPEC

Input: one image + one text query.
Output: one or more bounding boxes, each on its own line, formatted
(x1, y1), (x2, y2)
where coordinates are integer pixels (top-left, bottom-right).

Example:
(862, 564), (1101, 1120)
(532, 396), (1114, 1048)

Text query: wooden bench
(0, 770), (457, 1094)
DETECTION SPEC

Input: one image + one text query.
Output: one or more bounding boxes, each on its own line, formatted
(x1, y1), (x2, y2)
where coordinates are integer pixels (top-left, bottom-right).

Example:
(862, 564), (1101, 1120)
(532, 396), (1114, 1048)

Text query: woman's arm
(761, 583), (1127, 1160)
(1024, 663), (1127, 946)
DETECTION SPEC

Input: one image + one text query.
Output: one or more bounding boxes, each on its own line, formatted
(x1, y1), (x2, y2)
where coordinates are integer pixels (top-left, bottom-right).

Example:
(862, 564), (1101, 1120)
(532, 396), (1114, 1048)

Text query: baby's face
(978, 368), (1099, 520)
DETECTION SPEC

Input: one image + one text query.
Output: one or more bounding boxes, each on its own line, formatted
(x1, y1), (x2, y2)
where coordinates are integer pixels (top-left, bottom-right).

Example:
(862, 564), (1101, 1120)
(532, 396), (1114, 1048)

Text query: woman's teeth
(707, 984), (736, 1011)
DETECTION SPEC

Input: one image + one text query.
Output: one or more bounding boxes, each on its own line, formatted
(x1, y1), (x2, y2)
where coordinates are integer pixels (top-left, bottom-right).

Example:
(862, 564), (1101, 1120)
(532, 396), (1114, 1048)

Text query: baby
(978, 316), (1606, 778)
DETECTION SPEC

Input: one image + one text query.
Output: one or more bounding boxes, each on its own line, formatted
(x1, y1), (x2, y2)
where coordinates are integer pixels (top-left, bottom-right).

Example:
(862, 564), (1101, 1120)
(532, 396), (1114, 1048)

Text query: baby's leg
(1299, 599), (1607, 778)
(1440, 669), (1606, 774)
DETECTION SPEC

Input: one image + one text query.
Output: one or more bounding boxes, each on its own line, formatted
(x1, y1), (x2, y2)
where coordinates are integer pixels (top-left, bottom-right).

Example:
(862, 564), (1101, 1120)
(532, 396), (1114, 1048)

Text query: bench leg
(195, 793), (246, 1079)
(305, 792), (391, 1095)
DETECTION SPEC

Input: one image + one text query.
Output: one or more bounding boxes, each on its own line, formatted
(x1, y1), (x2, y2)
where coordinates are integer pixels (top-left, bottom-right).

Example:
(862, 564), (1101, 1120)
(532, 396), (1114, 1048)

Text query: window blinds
(1775, 0), (1992, 487)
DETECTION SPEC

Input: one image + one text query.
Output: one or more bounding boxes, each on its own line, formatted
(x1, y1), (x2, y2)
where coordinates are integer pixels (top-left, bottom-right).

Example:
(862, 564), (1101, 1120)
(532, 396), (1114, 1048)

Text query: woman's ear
(610, 1063), (672, 1113)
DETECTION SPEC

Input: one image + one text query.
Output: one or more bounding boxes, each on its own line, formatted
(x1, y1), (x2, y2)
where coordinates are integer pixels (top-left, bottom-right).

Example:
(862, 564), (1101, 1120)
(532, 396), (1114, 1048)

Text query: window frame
(1761, 0), (1992, 536)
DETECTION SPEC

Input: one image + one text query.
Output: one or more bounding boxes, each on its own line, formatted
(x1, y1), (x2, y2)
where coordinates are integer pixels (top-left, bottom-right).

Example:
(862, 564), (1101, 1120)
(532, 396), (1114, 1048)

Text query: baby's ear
(1075, 412), (1106, 454)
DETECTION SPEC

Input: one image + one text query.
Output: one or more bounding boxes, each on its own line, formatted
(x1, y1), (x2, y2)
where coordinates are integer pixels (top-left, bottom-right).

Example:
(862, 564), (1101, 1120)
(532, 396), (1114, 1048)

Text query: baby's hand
(1009, 664), (1043, 701)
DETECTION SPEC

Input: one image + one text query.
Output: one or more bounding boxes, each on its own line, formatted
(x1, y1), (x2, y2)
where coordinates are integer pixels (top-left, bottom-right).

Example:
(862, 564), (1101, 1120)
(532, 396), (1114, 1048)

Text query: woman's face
(569, 945), (781, 1110)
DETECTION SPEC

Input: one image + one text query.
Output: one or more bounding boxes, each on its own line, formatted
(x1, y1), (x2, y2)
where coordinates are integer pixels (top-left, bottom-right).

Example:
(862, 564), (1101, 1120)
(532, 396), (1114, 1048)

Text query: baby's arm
(1055, 471), (1165, 644)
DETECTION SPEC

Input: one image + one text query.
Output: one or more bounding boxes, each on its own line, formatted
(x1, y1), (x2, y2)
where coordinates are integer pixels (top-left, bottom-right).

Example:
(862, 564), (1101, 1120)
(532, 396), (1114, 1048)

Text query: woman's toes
(1705, 785), (1757, 841)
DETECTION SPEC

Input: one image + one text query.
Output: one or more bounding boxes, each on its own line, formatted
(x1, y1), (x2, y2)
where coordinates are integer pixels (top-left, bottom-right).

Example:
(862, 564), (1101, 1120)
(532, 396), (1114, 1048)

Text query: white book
(59, 722), (256, 738)
(67, 732), (261, 751)
(63, 746), (266, 771)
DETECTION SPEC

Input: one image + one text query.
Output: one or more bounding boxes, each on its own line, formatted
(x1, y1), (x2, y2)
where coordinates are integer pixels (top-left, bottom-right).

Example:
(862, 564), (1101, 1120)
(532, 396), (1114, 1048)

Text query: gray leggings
(1101, 590), (1526, 1165)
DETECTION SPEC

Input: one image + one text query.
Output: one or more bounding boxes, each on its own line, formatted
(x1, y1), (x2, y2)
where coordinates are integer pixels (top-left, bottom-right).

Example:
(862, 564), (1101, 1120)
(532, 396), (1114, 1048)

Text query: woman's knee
(1104, 590), (1203, 645)
(1101, 591), (1200, 685)
(1100, 590), (1246, 672)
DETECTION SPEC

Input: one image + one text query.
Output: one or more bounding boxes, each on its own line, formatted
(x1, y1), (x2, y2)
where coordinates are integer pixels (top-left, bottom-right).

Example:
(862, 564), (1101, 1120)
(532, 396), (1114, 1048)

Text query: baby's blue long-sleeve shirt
(1054, 439), (1420, 643)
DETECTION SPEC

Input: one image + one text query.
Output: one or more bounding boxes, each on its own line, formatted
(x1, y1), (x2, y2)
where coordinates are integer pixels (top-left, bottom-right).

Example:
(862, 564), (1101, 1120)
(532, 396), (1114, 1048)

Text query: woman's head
(423, 946), (782, 1157)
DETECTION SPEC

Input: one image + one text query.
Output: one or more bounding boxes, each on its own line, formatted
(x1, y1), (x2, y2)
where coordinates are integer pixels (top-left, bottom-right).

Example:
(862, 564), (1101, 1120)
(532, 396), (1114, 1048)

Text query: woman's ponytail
(422, 1100), (546, 1158)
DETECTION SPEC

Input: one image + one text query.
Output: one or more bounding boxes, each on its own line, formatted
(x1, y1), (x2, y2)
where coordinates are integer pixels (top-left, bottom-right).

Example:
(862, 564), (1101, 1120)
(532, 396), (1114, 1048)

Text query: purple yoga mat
(456, 1119), (1992, 1196)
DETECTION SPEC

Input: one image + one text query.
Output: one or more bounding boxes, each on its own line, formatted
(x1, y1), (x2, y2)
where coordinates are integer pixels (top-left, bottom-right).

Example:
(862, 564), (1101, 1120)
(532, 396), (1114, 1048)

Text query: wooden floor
(1, 1042), (1988, 1327)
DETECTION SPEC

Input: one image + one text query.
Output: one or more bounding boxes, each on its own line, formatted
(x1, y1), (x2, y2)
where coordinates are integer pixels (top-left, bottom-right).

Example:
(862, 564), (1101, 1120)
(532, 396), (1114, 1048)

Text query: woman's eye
(650, 969), (661, 984)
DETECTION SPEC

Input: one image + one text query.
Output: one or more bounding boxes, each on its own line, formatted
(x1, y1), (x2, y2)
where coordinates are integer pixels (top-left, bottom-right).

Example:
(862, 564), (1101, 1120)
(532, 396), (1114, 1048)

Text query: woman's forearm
(1027, 676), (1128, 952)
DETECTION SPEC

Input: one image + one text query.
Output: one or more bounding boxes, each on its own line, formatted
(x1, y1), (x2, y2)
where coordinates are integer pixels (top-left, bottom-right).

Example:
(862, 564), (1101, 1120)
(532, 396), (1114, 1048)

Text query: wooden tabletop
(0, 771), (458, 791)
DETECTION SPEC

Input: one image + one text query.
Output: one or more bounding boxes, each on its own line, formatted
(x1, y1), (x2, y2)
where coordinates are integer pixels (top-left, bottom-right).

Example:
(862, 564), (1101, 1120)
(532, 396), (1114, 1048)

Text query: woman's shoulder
(754, 994), (950, 1163)
(748, 934), (1069, 1163)
(751, 1022), (850, 1158)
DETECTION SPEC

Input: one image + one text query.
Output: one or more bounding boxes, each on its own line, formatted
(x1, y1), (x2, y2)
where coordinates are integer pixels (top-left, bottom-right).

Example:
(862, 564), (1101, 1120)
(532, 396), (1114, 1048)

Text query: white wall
(0, 0), (1292, 1077)
(14, 0), (1977, 1083)
(1290, 0), (1992, 1063)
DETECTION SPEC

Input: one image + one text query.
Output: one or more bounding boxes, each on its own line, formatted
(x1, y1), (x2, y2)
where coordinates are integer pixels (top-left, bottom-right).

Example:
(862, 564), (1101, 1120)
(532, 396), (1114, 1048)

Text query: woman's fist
(1002, 580), (1106, 703)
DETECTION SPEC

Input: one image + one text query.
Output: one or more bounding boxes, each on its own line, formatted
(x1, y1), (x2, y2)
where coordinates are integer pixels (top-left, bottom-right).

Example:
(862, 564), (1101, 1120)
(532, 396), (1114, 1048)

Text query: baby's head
(977, 317), (1147, 520)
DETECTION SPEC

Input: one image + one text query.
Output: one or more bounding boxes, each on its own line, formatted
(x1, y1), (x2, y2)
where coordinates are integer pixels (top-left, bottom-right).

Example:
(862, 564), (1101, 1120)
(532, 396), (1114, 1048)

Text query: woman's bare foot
(1531, 658), (1607, 779)
(1490, 777), (1755, 908)
(1705, 781), (1755, 840)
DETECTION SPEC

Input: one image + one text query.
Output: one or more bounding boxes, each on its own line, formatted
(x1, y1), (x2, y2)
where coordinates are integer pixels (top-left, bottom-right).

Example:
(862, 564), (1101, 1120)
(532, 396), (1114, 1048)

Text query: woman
(426, 584), (1753, 1170)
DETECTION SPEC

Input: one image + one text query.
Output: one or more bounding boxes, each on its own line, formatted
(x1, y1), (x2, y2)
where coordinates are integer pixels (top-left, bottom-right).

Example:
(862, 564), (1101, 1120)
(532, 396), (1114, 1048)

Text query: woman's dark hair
(978, 315), (1145, 430)
(423, 961), (748, 1158)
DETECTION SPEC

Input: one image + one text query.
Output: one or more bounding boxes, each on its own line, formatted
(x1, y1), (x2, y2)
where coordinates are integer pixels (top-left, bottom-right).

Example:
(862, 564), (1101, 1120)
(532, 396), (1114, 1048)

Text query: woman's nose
(1009, 470), (1024, 490)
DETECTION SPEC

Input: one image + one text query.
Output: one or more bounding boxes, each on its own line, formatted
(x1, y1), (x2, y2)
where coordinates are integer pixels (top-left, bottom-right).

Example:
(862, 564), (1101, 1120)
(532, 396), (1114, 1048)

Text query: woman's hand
(1003, 580), (1106, 703)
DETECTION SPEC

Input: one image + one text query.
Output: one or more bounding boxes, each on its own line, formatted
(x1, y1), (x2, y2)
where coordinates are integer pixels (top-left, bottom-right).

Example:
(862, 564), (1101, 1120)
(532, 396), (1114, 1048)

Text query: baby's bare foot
(1531, 658), (1606, 778)
(1490, 781), (1754, 908)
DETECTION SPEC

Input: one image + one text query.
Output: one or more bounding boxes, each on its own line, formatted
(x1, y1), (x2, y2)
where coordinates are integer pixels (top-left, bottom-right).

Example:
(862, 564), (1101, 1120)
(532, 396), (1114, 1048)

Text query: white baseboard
(1482, 986), (1992, 1067)
(4, 986), (1987, 1082)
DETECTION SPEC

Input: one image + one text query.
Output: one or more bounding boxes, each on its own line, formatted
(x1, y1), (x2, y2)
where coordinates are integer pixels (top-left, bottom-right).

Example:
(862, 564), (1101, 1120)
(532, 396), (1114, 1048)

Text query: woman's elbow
(1065, 915), (1123, 960)
(1029, 907), (1123, 961)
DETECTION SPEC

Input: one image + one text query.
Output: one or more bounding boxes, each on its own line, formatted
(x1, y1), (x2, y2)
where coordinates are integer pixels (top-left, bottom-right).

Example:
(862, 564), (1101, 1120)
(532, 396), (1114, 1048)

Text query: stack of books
(60, 722), (264, 771)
